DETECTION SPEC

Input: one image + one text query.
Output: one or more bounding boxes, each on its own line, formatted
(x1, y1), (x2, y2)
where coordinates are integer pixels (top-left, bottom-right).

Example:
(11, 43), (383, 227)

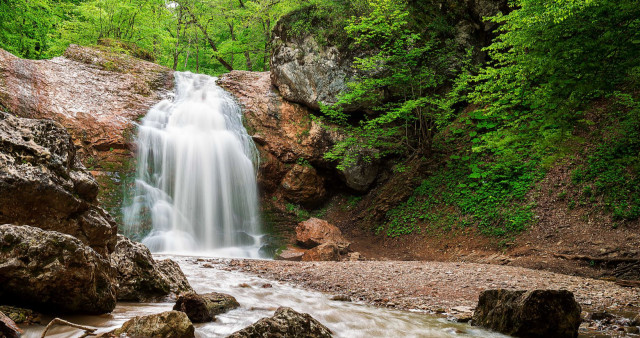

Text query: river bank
(212, 258), (640, 336)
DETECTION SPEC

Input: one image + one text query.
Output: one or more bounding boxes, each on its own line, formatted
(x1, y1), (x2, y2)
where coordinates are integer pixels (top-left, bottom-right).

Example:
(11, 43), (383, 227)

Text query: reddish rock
(281, 164), (326, 206)
(302, 242), (340, 262)
(296, 218), (350, 253)
(217, 71), (340, 202)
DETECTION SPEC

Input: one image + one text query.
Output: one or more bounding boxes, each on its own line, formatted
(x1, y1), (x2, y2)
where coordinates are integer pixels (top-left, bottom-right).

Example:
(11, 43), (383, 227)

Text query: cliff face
(0, 45), (174, 217)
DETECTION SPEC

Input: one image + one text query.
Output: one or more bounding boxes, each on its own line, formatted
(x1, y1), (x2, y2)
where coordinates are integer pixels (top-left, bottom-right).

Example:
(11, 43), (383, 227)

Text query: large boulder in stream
(112, 234), (193, 301)
(0, 112), (117, 255)
(173, 292), (240, 323)
(109, 310), (195, 338)
(228, 307), (332, 338)
(0, 224), (117, 314)
(472, 289), (581, 338)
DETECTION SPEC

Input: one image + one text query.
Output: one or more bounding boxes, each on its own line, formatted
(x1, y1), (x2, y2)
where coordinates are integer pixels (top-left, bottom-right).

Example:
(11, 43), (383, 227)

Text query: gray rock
(228, 307), (332, 338)
(472, 289), (581, 338)
(0, 224), (117, 314)
(110, 310), (195, 338)
(173, 292), (240, 323)
(112, 235), (193, 301)
(0, 112), (116, 255)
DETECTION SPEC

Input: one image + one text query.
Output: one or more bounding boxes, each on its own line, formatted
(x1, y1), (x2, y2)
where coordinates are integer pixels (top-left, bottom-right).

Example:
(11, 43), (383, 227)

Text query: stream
(22, 254), (508, 338)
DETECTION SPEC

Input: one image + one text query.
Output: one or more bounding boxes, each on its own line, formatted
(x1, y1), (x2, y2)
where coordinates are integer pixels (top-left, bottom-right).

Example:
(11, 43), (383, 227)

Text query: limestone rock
(0, 112), (116, 255)
(217, 71), (341, 197)
(296, 218), (350, 253)
(472, 289), (581, 338)
(338, 148), (379, 192)
(228, 307), (332, 338)
(111, 235), (193, 301)
(156, 259), (195, 297)
(110, 311), (195, 338)
(0, 45), (173, 162)
(0, 224), (117, 314)
(0, 311), (22, 338)
(173, 292), (240, 323)
(302, 243), (340, 262)
(281, 164), (326, 206)
(275, 247), (306, 261)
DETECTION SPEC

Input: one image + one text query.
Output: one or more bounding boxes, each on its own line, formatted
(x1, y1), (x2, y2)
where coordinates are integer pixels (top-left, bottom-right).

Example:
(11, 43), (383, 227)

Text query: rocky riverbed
(211, 258), (640, 336)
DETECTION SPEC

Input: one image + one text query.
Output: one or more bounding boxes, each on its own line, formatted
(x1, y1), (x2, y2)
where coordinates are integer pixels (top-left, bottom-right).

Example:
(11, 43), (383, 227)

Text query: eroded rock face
(228, 307), (332, 338)
(302, 243), (340, 262)
(0, 224), (117, 314)
(218, 71), (340, 203)
(0, 112), (116, 255)
(270, 32), (357, 112)
(296, 218), (350, 253)
(173, 292), (240, 323)
(0, 45), (172, 161)
(281, 164), (326, 206)
(472, 289), (581, 338)
(111, 235), (193, 301)
(110, 310), (195, 338)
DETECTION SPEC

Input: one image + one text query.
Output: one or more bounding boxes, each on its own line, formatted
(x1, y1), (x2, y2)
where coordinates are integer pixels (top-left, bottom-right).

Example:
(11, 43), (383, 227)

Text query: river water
(22, 255), (507, 338)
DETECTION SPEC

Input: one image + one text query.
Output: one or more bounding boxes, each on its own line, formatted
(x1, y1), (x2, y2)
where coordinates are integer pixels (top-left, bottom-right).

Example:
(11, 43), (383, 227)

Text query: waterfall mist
(123, 72), (263, 257)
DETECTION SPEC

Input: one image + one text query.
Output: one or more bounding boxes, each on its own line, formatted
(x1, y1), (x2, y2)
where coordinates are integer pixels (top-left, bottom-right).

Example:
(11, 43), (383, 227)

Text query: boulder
(0, 224), (117, 314)
(0, 112), (116, 255)
(302, 243), (340, 262)
(0, 311), (22, 338)
(173, 292), (240, 323)
(472, 289), (581, 338)
(281, 164), (326, 206)
(338, 148), (379, 192)
(228, 307), (332, 338)
(110, 311), (195, 338)
(0, 306), (41, 324)
(296, 218), (350, 253)
(275, 247), (306, 261)
(156, 259), (195, 298)
(111, 235), (193, 301)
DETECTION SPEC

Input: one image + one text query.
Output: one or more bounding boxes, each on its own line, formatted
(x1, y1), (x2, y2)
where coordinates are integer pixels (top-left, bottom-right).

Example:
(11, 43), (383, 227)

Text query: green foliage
(381, 151), (541, 237)
(320, 0), (459, 172)
(572, 93), (640, 221)
(285, 203), (310, 222)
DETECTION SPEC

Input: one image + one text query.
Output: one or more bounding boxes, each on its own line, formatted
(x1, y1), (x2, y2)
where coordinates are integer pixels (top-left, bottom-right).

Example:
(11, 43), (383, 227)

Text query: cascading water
(123, 72), (263, 257)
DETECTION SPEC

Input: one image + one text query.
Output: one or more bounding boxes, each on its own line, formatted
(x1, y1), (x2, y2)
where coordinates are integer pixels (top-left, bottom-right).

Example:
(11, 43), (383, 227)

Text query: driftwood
(40, 318), (97, 338)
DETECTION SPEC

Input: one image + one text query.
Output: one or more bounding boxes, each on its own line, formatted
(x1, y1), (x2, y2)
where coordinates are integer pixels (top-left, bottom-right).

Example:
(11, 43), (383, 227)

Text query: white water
(22, 256), (509, 338)
(123, 72), (262, 257)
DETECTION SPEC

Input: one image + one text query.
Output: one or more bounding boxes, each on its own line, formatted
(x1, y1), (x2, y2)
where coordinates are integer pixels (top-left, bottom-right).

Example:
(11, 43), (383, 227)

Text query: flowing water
(22, 73), (510, 337)
(22, 255), (508, 338)
(122, 72), (262, 257)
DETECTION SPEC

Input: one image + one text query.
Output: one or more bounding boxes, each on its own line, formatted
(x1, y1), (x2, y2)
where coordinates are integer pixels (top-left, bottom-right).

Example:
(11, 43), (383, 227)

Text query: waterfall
(123, 72), (263, 257)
